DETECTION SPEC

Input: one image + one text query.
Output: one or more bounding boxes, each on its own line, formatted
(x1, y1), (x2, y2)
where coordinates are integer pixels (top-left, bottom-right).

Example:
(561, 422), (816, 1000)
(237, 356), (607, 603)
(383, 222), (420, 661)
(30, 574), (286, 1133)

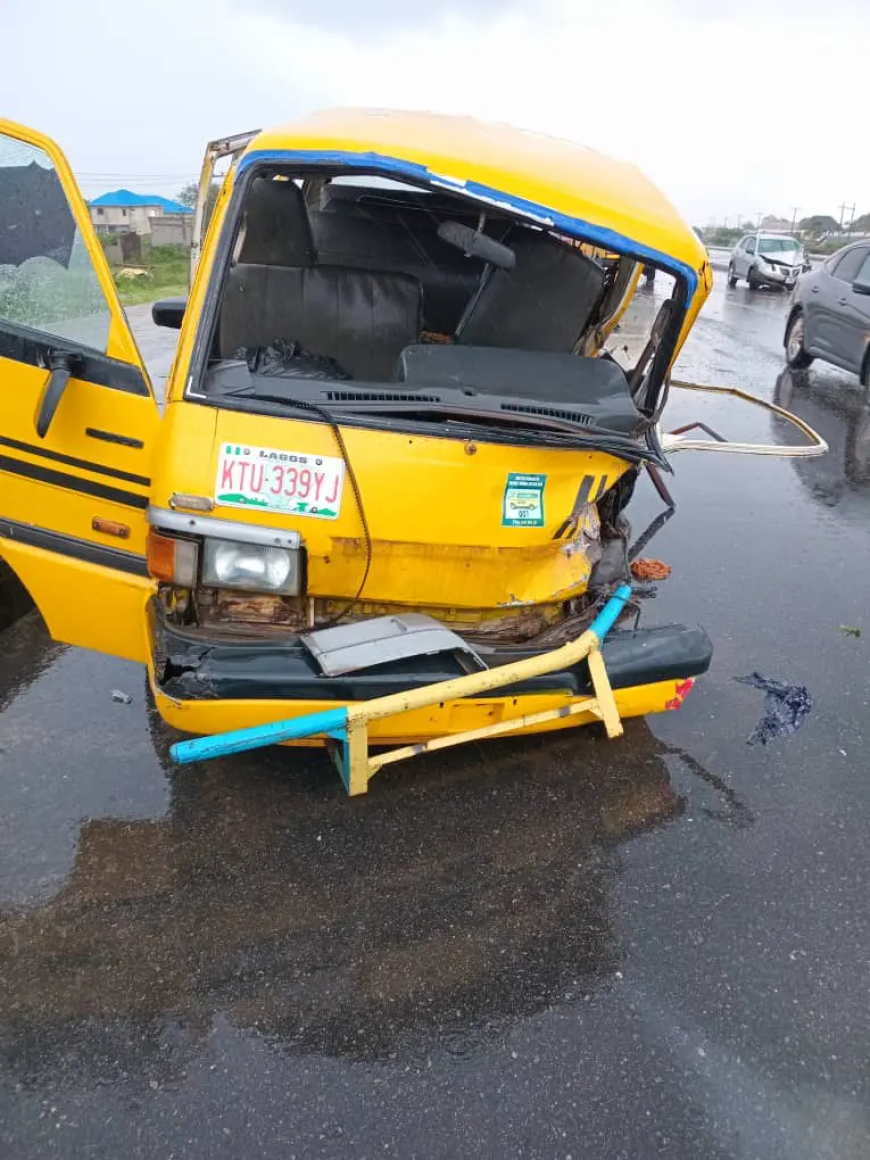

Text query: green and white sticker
(502, 472), (546, 527)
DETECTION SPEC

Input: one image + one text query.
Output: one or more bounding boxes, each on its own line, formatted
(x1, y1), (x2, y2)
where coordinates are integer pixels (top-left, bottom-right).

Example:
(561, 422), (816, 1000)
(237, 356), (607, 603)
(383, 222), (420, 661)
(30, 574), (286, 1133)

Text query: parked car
(728, 232), (809, 290)
(784, 241), (870, 389)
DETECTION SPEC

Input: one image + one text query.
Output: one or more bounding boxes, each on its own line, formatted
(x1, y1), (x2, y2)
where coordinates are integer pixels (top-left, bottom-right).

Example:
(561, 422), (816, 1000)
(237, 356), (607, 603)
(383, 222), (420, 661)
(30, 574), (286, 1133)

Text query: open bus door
(190, 129), (260, 283)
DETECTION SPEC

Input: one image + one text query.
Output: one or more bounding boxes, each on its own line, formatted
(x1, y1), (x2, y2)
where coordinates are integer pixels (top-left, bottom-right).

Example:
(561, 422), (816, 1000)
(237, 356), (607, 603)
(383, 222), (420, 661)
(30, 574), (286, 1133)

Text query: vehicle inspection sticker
(215, 443), (345, 519)
(502, 472), (546, 527)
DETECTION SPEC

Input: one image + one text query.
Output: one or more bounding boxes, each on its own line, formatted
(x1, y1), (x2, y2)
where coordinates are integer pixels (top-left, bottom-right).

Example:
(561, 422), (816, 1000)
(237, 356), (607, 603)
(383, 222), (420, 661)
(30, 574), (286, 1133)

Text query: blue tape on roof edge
(238, 148), (699, 297)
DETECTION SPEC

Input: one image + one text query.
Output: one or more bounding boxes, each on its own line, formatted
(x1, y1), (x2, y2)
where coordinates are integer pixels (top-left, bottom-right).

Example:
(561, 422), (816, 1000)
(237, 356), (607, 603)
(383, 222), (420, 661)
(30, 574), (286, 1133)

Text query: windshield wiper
(227, 387), (598, 438)
(222, 386), (662, 465)
(323, 398), (600, 437)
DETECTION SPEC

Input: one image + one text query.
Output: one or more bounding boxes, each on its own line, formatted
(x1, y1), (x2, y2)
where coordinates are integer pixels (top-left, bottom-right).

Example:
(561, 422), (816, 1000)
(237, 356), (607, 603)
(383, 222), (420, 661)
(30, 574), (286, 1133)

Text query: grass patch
(107, 239), (191, 307)
(116, 276), (188, 306)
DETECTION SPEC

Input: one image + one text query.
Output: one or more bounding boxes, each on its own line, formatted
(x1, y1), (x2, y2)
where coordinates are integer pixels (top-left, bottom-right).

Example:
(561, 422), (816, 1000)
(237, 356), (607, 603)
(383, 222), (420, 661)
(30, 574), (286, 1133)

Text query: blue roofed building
(88, 189), (193, 237)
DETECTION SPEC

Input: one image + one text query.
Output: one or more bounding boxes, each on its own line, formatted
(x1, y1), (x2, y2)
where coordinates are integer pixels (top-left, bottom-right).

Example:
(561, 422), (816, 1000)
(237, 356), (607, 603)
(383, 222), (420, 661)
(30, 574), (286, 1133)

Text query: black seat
(220, 264), (423, 381)
(222, 176), (424, 380)
(457, 230), (606, 352)
(310, 208), (481, 335)
(237, 177), (315, 266)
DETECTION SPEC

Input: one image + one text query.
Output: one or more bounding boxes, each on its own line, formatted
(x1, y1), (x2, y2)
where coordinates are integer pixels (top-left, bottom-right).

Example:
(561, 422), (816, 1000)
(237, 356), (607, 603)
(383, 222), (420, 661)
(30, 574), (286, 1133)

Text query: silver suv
(728, 232), (809, 291)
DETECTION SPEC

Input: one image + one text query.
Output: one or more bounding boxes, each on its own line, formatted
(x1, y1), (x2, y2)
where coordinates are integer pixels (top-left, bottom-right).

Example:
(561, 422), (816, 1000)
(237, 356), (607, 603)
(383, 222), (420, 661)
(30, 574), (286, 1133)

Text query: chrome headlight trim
(147, 505), (301, 550)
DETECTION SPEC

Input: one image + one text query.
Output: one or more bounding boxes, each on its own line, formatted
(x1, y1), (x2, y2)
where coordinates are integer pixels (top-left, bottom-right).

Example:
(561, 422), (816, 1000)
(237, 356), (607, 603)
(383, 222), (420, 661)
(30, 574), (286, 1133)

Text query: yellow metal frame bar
(332, 638), (622, 795)
(170, 586), (632, 794)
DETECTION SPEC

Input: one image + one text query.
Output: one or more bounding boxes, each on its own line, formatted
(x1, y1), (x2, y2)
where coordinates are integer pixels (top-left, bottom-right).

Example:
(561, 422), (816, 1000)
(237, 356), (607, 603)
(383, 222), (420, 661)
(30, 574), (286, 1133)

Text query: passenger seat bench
(220, 264), (424, 382)
(310, 208), (482, 335)
(221, 177), (427, 379)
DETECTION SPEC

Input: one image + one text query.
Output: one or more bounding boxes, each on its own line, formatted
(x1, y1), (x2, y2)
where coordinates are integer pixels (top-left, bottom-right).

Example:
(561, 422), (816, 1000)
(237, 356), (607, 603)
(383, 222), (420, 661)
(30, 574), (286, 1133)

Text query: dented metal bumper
(151, 599), (713, 706)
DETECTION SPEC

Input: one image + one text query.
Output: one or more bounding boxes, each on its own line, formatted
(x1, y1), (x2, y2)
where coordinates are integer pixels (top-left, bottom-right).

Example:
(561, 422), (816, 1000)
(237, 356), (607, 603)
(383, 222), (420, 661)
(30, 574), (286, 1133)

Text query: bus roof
(243, 108), (708, 288)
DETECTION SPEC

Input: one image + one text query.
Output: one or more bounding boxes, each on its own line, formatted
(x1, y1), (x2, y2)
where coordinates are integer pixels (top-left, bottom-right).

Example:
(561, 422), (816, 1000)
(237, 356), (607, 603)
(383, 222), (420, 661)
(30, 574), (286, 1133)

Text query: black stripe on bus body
(575, 475), (596, 506)
(552, 474), (596, 540)
(86, 427), (145, 450)
(594, 474), (610, 500)
(0, 319), (150, 397)
(0, 518), (149, 577)
(0, 454), (149, 510)
(0, 435), (150, 487)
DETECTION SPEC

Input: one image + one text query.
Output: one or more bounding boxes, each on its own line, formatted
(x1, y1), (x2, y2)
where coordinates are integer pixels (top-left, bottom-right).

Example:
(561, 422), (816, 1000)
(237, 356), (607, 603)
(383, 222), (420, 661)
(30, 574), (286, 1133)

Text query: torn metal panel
(301, 613), (485, 677)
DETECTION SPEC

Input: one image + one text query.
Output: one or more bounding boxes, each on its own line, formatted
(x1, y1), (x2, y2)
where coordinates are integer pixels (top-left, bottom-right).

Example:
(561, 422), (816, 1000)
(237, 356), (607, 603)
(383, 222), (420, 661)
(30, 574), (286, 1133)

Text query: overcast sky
(2, 0), (867, 225)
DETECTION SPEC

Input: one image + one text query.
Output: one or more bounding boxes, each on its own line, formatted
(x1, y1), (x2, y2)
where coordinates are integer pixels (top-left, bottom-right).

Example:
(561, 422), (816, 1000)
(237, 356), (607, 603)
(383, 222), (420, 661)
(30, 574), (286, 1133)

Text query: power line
(73, 171), (200, 178)
(73, 172), (200, 196)
(75, 180), (197, 188)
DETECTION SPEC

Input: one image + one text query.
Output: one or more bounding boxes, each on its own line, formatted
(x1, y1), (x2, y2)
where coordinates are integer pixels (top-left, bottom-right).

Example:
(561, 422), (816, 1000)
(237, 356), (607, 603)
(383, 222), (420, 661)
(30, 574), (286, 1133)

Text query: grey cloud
(0, 0), (543, 191)
(244, 0), (533, 38)
(0, 0), (328, 199)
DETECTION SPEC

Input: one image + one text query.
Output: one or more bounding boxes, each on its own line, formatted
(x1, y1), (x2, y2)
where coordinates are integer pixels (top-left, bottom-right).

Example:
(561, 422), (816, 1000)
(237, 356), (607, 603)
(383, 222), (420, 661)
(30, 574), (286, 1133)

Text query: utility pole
(839, 201), (856, 232)
(791, 206), (801, 232)
(756, 211), (764, 229)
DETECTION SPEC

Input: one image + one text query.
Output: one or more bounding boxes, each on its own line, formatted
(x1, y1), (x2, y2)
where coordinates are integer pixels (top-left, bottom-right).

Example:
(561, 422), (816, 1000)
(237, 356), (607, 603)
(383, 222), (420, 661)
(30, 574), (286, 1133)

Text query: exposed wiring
(263, 396), (373, 629)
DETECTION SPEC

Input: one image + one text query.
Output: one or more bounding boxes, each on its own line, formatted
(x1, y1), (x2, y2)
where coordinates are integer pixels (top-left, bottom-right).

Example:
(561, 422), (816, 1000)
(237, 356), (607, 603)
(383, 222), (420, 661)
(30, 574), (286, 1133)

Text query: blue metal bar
(170, 706), (349, 765)
(589, 584), (632, 640)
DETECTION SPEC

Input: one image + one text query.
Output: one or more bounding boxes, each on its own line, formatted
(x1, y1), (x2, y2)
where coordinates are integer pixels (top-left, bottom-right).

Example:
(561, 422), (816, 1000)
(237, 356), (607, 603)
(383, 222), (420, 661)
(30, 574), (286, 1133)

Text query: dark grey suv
(784, 242), (870, 389)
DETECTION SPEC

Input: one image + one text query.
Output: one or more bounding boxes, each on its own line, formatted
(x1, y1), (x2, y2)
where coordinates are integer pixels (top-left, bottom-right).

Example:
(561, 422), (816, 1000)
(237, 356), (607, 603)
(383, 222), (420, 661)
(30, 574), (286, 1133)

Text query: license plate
(215, 442), (345, 519)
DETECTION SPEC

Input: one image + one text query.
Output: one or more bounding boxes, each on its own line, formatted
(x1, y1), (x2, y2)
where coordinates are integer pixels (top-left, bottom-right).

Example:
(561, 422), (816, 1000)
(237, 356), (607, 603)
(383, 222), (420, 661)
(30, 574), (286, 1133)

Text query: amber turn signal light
(146, 530), (198, 586)
(92, 517), (130, 539)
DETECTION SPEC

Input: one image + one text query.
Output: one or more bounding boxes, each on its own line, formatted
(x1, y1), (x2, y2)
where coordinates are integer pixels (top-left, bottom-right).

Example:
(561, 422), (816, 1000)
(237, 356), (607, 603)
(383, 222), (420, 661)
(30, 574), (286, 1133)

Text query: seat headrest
(237, 177), (315, 266)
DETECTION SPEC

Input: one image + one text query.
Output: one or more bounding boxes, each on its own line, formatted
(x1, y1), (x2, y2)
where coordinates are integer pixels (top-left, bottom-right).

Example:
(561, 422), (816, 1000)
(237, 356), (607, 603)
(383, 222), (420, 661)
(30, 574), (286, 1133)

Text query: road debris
(839, 625), (861, 638)
(734, 672), (812, 746)
(630, 558), (672, 581)
(111, 689), (133, 704)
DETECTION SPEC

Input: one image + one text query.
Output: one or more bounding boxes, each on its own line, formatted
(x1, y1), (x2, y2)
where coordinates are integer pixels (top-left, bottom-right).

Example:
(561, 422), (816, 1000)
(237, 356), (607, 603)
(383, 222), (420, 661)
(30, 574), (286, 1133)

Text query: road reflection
(0, 697), (747, 1083)
(772, 369), (870, 507)
(0, 611), (64, 713)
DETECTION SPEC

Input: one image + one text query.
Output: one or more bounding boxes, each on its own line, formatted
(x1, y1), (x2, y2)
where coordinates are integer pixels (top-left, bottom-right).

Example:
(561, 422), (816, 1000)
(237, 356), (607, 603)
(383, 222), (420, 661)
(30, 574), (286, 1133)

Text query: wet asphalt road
(1, 282), (869, 1159)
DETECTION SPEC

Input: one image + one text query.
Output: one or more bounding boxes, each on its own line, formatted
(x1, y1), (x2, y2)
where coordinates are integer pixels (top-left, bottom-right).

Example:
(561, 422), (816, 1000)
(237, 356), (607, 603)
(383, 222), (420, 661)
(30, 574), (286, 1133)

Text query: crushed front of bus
(145, 110), (714, 770)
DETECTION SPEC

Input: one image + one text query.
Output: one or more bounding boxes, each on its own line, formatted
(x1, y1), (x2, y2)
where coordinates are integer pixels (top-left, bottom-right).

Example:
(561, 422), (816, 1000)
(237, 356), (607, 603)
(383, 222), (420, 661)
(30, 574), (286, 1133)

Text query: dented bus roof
(240, 108), (709, 292)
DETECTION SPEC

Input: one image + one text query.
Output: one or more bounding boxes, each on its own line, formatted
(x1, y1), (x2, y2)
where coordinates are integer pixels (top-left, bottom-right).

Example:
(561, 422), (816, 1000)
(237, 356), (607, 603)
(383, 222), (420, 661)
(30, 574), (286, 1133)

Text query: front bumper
(756, 265), (800, 288)
(149, 600), (713, 745)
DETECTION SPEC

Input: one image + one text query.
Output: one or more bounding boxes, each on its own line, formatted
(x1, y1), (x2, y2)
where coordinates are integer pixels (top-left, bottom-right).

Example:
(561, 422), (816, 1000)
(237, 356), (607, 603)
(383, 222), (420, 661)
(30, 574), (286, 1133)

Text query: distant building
(88, 190), (192, 236)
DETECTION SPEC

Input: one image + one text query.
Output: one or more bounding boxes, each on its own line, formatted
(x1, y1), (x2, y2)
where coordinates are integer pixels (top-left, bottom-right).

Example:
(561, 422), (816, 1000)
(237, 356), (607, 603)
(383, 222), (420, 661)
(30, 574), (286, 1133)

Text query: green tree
(176, 181), (198, 208)
(175, 181), (220, 225)
(799, 214), (839, 237)
(706, 226), (743, 247)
